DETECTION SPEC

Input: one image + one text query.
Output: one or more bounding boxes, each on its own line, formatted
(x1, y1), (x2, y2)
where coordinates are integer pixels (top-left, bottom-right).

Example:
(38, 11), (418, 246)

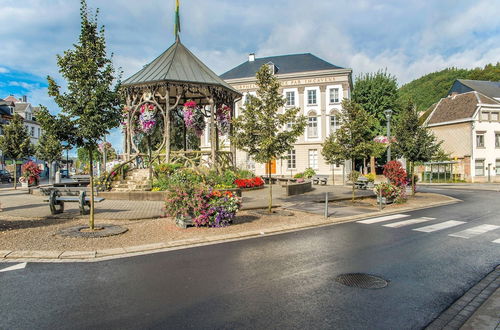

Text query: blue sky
(1, 0), (500, 153)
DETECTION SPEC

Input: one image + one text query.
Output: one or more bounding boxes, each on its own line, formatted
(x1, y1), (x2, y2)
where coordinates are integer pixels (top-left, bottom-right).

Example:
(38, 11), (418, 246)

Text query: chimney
(22, 95), (27, 102)
(248, 53), (255, 62)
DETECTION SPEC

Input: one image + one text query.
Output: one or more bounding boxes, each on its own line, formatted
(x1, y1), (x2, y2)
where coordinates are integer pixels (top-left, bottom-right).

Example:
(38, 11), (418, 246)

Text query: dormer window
(266, 62), (278, 75)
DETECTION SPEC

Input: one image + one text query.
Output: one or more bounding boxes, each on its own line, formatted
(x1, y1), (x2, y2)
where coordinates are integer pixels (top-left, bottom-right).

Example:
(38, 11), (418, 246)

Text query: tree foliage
(399, 63), (500, 112)
(45, 0), (121, 229)
(0, 114), (34, 189)
(321, 100), (376, 201)
(352, 70), (399, 134)
(393, 100), (441, 193)
(231, 65), (306, 212)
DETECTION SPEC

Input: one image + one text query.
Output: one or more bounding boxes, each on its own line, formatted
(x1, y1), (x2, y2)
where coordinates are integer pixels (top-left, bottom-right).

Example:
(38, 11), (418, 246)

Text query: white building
(4, 95), (42, 144)
(202, 53), (352, 182)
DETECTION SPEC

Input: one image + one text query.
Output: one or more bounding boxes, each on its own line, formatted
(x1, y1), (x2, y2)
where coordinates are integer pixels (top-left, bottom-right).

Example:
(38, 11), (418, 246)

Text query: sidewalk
(420, 182), (500, 192)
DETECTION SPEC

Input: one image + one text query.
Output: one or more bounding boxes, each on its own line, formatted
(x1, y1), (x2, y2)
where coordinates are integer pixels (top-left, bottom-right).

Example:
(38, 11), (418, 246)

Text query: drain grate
(335, 273), (388, 289)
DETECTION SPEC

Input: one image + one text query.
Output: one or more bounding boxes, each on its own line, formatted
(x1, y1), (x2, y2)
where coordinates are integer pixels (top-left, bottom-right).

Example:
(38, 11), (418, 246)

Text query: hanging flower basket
(183, 100), (206, 137)
(138, 103), (157, 135)
(216, 104), (231, 135)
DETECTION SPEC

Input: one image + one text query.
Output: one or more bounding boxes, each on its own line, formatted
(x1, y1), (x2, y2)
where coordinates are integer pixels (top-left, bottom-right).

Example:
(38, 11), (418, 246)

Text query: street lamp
(384, 109), (393, 162)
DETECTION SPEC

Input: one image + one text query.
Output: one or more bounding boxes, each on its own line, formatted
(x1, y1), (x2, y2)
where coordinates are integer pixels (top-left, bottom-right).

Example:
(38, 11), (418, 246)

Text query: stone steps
(110, 168), (152, 192)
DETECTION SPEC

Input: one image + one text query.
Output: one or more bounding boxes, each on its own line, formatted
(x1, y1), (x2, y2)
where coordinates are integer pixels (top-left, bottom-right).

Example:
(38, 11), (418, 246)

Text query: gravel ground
(0, 193), (454, 251)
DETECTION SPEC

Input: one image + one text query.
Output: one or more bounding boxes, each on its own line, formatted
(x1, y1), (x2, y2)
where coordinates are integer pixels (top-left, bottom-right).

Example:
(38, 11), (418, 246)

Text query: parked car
(60, 169), (69, 178)
(0, 169), (12, 183)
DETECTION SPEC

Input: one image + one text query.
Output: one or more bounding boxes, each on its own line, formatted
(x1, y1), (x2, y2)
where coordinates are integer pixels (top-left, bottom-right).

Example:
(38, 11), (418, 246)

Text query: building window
(285, 91), (295, 106)
(37, 128), (41, 138)
(329, 88), (339, 103)
(475, 159), (485, 176)
(496, 159), (500, 175)
(287, 149), (296, 169)
(491, 112), (499, 121)
(495, 132), (500, 148)
(308, 115), (318, 138)
(308, 149), (318, 170)
(307, 90), (317, 105)
(476, 133), (485, 148)
(330, 113), (338, 133)
(30, 127), (35, 137)
(480, 112), (489, 121)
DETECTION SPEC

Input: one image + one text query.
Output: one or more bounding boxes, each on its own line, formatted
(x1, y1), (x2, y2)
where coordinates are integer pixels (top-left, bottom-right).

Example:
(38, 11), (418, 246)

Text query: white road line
(492, 238), (500, 244)
(357, 214), (410, 224)
(413, 220), (466, 233)
(449, 224), (500, 239)
(383, 217), (436, 228)
(0, 262), (27, 273)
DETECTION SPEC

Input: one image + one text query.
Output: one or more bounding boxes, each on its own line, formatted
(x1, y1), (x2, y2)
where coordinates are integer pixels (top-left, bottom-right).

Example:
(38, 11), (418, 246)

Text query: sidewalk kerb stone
(123, 243), (168, 253)
(96, 248), (127, 257)
(0, 250), (13, 258)
(59, 251), (97, 259)
(6, 250), (63, 259)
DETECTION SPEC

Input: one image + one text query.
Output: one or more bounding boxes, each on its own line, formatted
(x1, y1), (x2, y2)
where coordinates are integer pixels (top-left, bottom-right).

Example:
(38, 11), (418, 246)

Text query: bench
(312, 175), (329, 185)
(71, 175), (91, 183)
(354, 176), (369, 190)
(43, 190), (104, 215)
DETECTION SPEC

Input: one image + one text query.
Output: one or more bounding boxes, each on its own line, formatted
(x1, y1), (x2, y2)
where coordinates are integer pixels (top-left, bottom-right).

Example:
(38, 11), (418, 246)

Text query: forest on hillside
(399, 63), (500, 112)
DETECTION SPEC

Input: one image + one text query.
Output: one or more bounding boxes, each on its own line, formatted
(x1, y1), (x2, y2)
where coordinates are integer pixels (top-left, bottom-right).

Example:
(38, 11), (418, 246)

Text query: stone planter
(21, 182), (29, 189)
(377, 196), (394, 205)
(175, 214), (194, 229)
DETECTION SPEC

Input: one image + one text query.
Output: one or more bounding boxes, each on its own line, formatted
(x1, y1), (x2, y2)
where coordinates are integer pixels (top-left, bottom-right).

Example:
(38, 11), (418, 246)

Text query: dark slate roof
(220, 53), (343, 80)
(427, 91), (500, 125)
(122, 40), (238, 93)
(14, 103), (29, 112)
(0, 99), (13, 116)
(449, 79), (500, 99)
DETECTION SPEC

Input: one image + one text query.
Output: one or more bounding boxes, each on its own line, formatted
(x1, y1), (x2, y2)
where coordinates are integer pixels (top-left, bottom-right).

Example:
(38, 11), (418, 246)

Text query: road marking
(383, 217), (436, 228)
(492, 238), (500, 244)
(0, 262), (27, 273)
(449, 224), (500, 239)
(357, 214), (410, 224)
(413, 220), (466, 233)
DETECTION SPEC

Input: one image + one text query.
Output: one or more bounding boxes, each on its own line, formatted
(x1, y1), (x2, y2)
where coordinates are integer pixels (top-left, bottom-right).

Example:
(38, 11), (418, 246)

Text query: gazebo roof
(122, 40), (240, 97)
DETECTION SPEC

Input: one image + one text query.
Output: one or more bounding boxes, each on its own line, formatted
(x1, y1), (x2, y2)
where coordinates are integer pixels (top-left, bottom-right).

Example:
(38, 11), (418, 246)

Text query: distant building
(210, 53), (352, 181)
(2, 95), (42, 144)
(424, 89), (500, 182)
(448, 79), (500, 101)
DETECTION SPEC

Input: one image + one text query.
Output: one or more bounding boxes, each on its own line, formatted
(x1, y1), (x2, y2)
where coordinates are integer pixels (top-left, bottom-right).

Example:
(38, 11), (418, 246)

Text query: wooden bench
(43, 190), (104, 215)
(312, 175), (329, 185)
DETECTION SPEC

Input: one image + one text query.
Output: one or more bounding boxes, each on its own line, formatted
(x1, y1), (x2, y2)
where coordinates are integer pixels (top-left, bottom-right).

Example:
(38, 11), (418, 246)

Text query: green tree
(352, 70), (399, 134)
(77, 147), (100, 168)
(231, 65), (307, 213)
(393, 100), (441, 194)
(36, 132), (63, 183)
(321, 100), (375, 202)
(46, 0), (121, 229)
(321, 134), (344, 186)
(0, 114), (34, 189)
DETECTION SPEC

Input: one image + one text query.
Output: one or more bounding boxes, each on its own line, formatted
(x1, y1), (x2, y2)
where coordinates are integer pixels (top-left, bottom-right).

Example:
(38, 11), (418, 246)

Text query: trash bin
(55, 171), (61, 184)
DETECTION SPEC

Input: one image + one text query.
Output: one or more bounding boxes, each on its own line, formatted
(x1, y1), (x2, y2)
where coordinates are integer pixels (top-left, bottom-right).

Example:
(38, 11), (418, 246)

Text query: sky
(1, 0), (500, 153)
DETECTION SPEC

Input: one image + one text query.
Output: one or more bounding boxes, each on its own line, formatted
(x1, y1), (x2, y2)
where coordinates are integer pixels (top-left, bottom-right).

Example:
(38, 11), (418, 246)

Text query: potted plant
(19, 161), (41, 188)
(374, 182), (398, 204)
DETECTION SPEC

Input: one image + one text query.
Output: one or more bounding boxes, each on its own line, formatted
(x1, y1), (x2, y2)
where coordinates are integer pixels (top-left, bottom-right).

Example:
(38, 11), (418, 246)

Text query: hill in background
(399, 63), (500, 112)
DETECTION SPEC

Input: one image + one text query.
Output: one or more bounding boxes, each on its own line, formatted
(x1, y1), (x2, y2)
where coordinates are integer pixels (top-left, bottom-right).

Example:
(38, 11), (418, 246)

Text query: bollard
(324, 192), (328, 218)
(378, 186), (382, 211)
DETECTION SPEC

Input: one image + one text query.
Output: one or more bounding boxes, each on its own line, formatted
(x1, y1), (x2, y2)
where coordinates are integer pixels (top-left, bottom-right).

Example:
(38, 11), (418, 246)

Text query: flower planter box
(21, 182), (29, 189)
(377, 196), (394, 205)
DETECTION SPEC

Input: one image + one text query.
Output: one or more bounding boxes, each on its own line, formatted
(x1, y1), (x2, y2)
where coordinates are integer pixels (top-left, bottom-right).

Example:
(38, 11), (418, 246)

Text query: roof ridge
(474, 91), (481, 103)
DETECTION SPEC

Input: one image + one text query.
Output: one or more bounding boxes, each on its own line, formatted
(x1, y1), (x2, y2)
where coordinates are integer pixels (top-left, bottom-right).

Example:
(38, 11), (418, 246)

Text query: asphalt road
(1, 187), (499, 329)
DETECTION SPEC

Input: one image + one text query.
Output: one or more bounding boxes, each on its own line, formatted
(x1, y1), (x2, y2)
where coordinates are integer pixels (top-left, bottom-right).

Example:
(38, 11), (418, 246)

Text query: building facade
(203, 53), (352, 182)
(424, 90), (500, 182)
(5, 95), (43, 145)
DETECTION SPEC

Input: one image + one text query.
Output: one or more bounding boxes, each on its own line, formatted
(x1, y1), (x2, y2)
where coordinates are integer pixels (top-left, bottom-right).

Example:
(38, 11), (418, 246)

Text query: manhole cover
(335, 273), (388, 289)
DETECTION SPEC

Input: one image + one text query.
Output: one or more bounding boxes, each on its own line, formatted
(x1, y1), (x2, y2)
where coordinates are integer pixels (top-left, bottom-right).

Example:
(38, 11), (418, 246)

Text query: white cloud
(0, 67), (9, 74)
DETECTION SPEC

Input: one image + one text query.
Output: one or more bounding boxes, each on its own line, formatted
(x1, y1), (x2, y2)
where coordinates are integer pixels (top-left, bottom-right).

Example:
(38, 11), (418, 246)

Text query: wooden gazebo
(121, 38), (241, 170)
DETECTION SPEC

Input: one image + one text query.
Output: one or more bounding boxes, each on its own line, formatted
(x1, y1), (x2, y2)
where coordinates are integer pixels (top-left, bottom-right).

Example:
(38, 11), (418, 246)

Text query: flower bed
(234, 177), (264, 189)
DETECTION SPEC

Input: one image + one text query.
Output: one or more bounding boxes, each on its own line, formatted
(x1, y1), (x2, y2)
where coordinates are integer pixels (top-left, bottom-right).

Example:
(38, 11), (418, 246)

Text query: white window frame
(307, 89), (317, 105)
(329, 88), (339, 104)
(287, 149), (296, 169)
(285, 91), (295, 107)
(495, 132), (500, 148)
(475, 159), (485, 176)
(308, 149), (318, 170)
(476, 132), (485, 148)
(307, 114), (318, 138)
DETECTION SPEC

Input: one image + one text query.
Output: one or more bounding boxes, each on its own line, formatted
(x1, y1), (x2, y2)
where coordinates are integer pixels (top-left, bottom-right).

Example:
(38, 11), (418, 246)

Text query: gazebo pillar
(209, 97), (217, 168)
(165, 89), (171, 163)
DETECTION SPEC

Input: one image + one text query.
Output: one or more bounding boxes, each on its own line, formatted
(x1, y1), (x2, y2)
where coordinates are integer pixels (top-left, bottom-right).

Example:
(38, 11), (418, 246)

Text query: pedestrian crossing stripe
(357, 214), (410, 224)
(383, 217), (435, 228)
(413, 220), (466, 233)
(449, 224), (500, 239)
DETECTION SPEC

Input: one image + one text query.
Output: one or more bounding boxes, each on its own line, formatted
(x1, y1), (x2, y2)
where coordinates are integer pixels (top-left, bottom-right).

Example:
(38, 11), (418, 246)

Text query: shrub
(294, 172), (304, 178)
(19, 161), (41, 184)
(364, 173), (376, 182)
(152, 178), (170, 191)
(383, 161), (407, 187)
(373, 182), (398, 199)
(303, 168), (316, 178)
(349, 170), (361, 182)
(205, 170), (237, 188)
(234, 169), (255, 179)
(154, 163), (183, 179)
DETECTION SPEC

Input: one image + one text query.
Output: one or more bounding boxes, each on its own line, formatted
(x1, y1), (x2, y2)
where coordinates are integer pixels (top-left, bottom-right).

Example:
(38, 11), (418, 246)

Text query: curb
(0, 194), (460, 264)
(425, 265), (500, 330)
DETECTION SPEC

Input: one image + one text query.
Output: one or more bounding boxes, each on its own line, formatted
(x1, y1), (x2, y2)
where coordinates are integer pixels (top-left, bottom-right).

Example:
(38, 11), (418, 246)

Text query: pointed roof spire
(174, 0), (181, 41)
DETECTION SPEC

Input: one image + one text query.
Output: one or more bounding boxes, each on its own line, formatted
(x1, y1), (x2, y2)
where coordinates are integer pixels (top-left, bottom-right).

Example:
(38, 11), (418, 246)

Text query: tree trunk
(13, 159), (17, 190)
(332, 166), (335, 186)
(411, 161), (415, 196)
(89, 148), (95, 230)
(370, 156), (376, 175)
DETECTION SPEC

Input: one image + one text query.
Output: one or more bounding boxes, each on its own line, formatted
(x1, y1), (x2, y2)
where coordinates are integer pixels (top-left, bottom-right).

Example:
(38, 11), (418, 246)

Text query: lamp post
(384, 109), (393, 162)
